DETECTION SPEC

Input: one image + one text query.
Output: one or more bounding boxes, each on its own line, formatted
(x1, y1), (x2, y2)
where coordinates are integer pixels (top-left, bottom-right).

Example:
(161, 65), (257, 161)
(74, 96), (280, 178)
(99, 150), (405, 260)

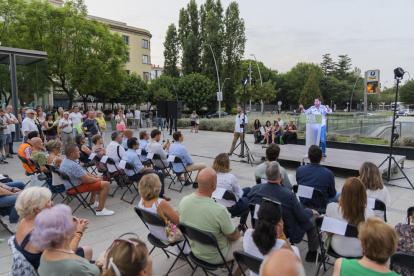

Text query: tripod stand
(378, 68), (413, 189)
(230, 79), (254, 166)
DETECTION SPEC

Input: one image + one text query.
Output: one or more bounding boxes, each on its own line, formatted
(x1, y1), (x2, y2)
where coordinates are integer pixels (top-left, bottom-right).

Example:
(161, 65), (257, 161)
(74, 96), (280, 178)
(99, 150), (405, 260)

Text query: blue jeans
(156, 118), (163, 130)
(320, 125), (326, 153)
(86, 134), (93, 149)
(302, 192), (342, 214)
(9, 132), (15, 153)
(0, 181), (25, 223)
(23, 136), (28, 143)
(129, 171), (165, 197)
(228, 187), (251, 225)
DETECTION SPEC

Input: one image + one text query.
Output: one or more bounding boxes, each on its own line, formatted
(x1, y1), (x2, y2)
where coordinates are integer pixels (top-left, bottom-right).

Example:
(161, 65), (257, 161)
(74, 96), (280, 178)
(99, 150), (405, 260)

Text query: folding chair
(151, 153), (176, 185)
(134, 208), (193, 275)
(17, 155), (37, 186)
(178, 223), (234, 276)
(29, 159), (50, 188)
(222, 190), (249, 231)
(0, 208), (14, 235)
(249, 203), (258, 229)
(80, 151), (97, 175)
(372, 199), (387, 222)
(390, 252), (414, 273)
(93, 155), (111, 181)
(233, 251), (262, 276)
(314, 216), (361, 276)
(54, 168), (96, 215)
(121, 162), (140, 204)
(292, 185), (327, 214)
(407, 206), (414, 224)
(170, 156), (193, 193)
(255, 177), (261, 184)
(44, 164), (66, 200)
(140, 149), (152, 168)
(105, 157), (127, 197)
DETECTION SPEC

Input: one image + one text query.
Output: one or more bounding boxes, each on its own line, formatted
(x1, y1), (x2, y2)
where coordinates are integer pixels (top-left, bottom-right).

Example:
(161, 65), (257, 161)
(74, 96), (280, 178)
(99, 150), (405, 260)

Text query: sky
(84, 0), (414, 88)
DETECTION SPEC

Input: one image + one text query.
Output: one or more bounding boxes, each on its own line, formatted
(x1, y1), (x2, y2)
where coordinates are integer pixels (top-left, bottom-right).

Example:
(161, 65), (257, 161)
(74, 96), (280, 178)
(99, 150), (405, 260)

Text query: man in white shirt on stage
(228, 105), (248, 158)
(299, 98), (332, 157)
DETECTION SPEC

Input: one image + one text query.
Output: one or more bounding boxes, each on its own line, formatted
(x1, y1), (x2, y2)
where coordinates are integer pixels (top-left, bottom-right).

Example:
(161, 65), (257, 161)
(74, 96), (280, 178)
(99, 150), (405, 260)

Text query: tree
(154, 87), (174, 102)
(334, 54), (352, 81)
(181, 32), (201, 75)
(298, 73), (323, 108)
(320, 54), (334, 77)
(256, 80), (280, 104)
(177, 73), (215, 111)
(147, 75), (179, 106)
(399, 79), (414, 104)
(163, 24), (180, 78)
(118, 73), (147, 107)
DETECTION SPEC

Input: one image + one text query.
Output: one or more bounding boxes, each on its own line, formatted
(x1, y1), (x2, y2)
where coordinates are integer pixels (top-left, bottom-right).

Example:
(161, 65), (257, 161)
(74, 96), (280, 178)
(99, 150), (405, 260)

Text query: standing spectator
(58, 112), (73, 155)
(0, 179), (25, 233)
(109, 110), (116, 131)
(293, 109), (297, 116)
(169, 118), (177, 135)
(228, 106), (248, 158)
(1, 108), (13, 159)
(17, 106), (26, 138)
(6, 105), (18, 155)
(43, 113), (58, 142)
(36, 106), (46, 117)
(190, 110), (197, 132)
(358, 162), (391, 220)
(115, 108), (126, 133)
(144, 109), (150, 127)
(282, 121), (297, 144)
(260, 121), (272, 145)
(81, 111), (100, 149)
(36, 107), (46, 141)
(106, 131), (125, 173)
(147, 129), (170, 174)
(126, 109), (134, 129)
(277, 117), (284, 129)
(326, 177), (375, 257)
(68, 106), (83, 143)
(85, 106), (95, 118)
(95, 111), (107, 144)
(139, 130), (150, 163)
(134, 107), (141, 130)
(0, 109), (8, 164)
(195, 115), (200, 133)
(271, 121), (282, 144)
(394, 212), (414, 276)
(156, 110), (163, 131)
(22, 109), (39, 143)
(253, 119), (262, 144)
(56, 108), (64, 141)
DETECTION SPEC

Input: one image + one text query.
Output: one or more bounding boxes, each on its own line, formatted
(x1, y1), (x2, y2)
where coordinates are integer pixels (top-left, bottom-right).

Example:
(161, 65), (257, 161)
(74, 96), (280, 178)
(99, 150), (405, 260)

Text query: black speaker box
(157, 100), (168, 118)
(167, 100), (182, 119)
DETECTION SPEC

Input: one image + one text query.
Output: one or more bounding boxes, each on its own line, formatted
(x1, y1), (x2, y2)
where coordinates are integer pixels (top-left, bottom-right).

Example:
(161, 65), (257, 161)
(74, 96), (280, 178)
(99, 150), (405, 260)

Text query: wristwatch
(11, 188), (15, 193)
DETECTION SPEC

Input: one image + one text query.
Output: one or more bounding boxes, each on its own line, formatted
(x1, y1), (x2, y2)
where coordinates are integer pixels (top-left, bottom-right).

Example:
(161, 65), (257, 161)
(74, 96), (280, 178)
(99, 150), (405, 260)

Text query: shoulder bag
(155, 200), (182, 243)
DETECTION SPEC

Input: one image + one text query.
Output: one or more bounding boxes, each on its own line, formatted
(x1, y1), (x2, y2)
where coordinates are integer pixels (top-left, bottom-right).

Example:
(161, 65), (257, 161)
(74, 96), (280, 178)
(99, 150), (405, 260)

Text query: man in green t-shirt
(179, 168), (246, 275)
(29, 137), (50, 176)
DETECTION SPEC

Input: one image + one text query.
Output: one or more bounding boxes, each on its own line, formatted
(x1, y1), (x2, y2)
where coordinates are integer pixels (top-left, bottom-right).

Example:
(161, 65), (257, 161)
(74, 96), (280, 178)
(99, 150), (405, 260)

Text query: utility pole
(249, 60), (251, 112)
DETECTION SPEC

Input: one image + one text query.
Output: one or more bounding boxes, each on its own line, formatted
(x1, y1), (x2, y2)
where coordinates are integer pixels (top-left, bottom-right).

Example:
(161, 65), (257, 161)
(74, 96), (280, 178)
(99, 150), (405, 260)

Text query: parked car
(404, 109), (414, 116)
(202, 111), (216, 118)
(205, 110), (228, 119)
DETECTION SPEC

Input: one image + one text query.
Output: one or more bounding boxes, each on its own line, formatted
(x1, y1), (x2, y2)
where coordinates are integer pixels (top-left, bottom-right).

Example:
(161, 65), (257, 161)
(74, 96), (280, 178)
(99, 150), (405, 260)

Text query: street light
(171, 84), (178, 101)
(350, 72), (361, 113)
(205, 44), (221, 118)
(250, 54), (263, 115)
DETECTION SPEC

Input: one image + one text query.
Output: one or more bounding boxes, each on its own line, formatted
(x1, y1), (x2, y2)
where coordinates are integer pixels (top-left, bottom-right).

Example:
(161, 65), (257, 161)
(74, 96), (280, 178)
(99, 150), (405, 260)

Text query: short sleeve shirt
(60, 158), (86, 189)
(134, 110), (141, 119)
(69, 112), (83, 125)
(82, 118), (99, 135)
(6, 113), (17, 132)
(115, 115), (125, 125)
(235, 113), (248, 133)
(30, 152), (47, 166)
(126, 112), (133, 119)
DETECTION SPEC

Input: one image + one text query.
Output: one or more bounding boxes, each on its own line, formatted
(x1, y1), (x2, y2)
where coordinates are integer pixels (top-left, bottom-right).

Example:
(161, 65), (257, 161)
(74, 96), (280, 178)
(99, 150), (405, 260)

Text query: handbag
(155, 200), (182, 243)
(260, 126), (265, 136)
(280, 136), (284, 145)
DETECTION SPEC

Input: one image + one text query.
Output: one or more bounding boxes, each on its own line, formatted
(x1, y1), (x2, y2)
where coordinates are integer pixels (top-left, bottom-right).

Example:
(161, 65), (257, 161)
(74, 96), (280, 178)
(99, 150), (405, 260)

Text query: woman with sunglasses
(243, 200), (301, 276)
(101, 238), (153, 276)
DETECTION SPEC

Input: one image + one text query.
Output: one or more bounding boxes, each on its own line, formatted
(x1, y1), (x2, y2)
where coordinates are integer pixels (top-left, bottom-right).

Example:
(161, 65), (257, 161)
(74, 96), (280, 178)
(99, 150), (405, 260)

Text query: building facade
(151, 64), (163, 80)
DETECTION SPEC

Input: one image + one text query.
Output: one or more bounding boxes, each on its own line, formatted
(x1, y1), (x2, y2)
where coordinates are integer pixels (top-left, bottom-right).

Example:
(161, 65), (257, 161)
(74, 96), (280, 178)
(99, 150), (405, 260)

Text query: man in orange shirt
(18, 131), (39, 173)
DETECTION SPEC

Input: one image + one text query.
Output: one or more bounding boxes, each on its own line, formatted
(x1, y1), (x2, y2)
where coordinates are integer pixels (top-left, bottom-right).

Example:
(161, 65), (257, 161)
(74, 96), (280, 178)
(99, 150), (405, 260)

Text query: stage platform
(249, 144), (406, 174)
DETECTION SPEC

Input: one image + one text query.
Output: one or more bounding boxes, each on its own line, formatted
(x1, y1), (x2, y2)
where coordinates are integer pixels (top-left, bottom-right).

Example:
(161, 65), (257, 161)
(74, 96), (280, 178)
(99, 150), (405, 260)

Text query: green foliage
(118, 73), (147, 106)
(147, 75), (179, 105)
(182, 32), (201, 75)
(320, 54), (334, 77)
(154, 87), (174, 101)
(177, 73), (215, 111)
(163, 24), (180, 78)
(298, 73), (323, 108)
(326, 133), (339, 141)
(399, 79), (414, 104)
(334, 55), (353, 81)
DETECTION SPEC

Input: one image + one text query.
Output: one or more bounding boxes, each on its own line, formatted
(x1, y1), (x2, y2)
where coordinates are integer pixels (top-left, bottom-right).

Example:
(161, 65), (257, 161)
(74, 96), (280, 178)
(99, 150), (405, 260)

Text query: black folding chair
(233, 251), (262, 276)
(17, 155), (37, 186)
(80, 151), (97, 175)
(151, 153), (176, 185)
(222, 190), (249, 231)
(292, 185), (327, 214)
(44, 164), (66, 200)
(139, 149), (153, 168)
(105, 157), (127, 197)
(121, 162), (139, 204)
(372, 199), (387, 222)
(54, 168), (96, 215)
(170, 156), (193, 193)
(134, 208), (193, 275)
(314, 216), (361, 276)
(390, 252), (414, 273)
(255, 177), (261, 184)
(178, 223), (234, 276)
(0, 208), (13, 235)
(249, 203), (258, 229)
(29, 159), (50, 188)
(407, 206), (414, 224)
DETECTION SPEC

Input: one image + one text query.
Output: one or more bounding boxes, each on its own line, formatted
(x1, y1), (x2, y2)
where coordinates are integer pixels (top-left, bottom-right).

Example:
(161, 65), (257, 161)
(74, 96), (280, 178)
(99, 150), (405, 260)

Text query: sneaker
(0, 160), (8, 164)
(227, 153), (232, 156)
(161, 195), (171, 201)
(95, 208), (115, 216)
(184, 179), (192, 186)
(238, 154), (244, 158)
(89, 202), (99, 209)
(8, 222), (19, 233)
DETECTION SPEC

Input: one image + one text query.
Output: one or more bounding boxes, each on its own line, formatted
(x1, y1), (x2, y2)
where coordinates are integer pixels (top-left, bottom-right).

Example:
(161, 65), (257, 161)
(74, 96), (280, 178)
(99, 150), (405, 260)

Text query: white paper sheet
(367, 197), (376, 209)
(321, 217), (347, 236)
(146, 152), (154, 160)
(254, 204), (260, 219)
(100, 156), (108, 163)
(211, 187), (226, 200)
(168, 155), (176, 162)
(136, 149), (142, 155)
(297, 185), (314, 199)
(0, 174), (6, 180)
(119, 160), (127, 169)
(88, 153), (96, 160)
(261, 178), (266, 184)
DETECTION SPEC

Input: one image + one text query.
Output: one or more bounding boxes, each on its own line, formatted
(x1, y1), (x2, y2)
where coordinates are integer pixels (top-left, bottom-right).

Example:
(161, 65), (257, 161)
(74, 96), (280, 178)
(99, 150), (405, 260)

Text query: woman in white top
(212, 153), (251, 232)
(115, 108), (126, 133)
(260, 120), (272, 145)
(243, 200), (301, 276)
(326, 177), (375, 257)
(358, 162), (391, 220)
(45, 140), (64, 190)
(137, 174), (190, 255)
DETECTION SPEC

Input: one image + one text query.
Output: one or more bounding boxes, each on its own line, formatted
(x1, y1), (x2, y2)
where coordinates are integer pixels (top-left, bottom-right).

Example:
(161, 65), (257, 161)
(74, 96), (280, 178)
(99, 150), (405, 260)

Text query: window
(143, 72), (149, 81)
(125, 70), (130, 75)
(142, 55), (149, 64)
(142, 39), (148, 49)
(126, 52), (130, 61)
(122, 35), (129, 45)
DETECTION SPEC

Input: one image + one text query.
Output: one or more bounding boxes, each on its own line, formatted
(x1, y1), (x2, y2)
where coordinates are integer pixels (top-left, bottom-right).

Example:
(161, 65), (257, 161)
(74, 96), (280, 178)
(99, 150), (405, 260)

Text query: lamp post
(250, 54), (263, 114)
(350, 72), (361, 113)
(171, 84), (178, 100)
(205, 44), (221, 118)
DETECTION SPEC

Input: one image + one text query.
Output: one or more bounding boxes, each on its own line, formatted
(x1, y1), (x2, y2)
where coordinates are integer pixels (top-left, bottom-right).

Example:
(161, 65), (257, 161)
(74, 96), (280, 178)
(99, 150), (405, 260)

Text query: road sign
(365, 70), (380, 94)
(91, 97), (94, 102)
(217, 92), (222, 101)
(278, 101), (282, 105)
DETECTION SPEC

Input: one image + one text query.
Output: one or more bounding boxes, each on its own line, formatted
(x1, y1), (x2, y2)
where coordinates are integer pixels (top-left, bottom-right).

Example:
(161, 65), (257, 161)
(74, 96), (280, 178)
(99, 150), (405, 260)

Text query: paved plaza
(0, 126), (413, 276)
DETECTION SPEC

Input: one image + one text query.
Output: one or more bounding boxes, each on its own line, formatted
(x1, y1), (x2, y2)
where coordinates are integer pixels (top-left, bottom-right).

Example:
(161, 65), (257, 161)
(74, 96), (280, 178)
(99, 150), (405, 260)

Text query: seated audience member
(139, 130), (150, 163)
(18, 131), (39, 173)
(29, 137), (50, 175)
(122, 137), (170, 201)
(106, 131), (125, 173)
(212, 153), (251, 232)
(75, 134), (94, 166)
(282, 121), (297, 144)
(271, 121), (282, 144)
(244, 200), (301, 276)
(260, 249), (305, 276)
(60, 144), (114, 216)
(138, 174), (189, 254)
(101, 238), (153, 276)
(46, 140), (63, 168)
(252, 119), (262, 144)
(394, 213), (414, 276)
(333, 217), (399, 276)
(260, 121), (272, 145)
(14, 187), (92, 270)
(326, 177), (375, 257)
(296, 145), (339, 212)
(248, 161), (320, 262)
(121, 129), (133, 149)
(179, 168), (245, 276)
(358, 162), (391, 220)
(146, 129), (171, 173)
(254, 144), (292, 190)
(91, 134), (106, 156)
(0, 180), (25, 233)
(169, 131), (206, 186)
(31, 204), (100, 276)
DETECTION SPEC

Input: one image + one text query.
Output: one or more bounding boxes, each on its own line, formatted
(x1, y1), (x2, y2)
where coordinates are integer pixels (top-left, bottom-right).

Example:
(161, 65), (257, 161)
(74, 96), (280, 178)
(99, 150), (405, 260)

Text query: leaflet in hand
(211, 187), (226, 200)
(119, 160), (127, 169)
(100, 156), (108, 163)
(321, 217), (347, 236)
(136, 149), (142, 155)
(146, 152), (154, 160)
